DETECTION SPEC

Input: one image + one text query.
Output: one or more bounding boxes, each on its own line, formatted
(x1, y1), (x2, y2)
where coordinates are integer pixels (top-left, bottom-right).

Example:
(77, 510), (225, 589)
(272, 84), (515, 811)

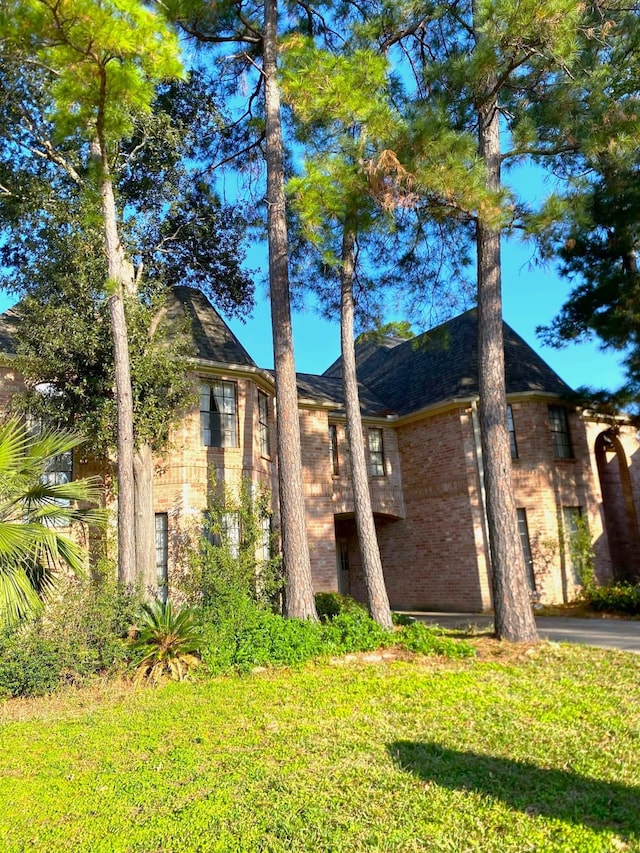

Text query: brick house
(1, 285), (639, 611)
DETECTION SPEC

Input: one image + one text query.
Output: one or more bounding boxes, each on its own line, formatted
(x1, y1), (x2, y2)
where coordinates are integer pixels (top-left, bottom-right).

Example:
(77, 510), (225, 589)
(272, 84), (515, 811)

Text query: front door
(337, 538), (350, 595)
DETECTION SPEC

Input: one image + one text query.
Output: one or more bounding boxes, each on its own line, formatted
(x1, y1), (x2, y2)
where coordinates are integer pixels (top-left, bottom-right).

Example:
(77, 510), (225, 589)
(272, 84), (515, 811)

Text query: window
(202, 510), (241, 559)
(329, 424), (339, 475)
(548, 405), (573, 459)
(200, 381), (238, 447)
(260, 515), (272, 563)
(507, 404), (518, 459)
(258, 390), (270, 457)
(42, 450), (73, 492)
(42, 450), (73, 521)
(368, 427), (385, 477)
(223, 512), (241, 559)
(516, 509), (536, 592)
(563, 506), (586, 586)
(155, 513), (168, 603)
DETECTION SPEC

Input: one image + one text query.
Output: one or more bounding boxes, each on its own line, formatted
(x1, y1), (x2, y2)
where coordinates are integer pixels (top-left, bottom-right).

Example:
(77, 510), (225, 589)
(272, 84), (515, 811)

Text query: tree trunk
(93, 140), (137, 587)
(134, 442), (156, 598)
(476, 91), (539, 643)
(340, 221), (393, 629)
(263, 0), (317, 621)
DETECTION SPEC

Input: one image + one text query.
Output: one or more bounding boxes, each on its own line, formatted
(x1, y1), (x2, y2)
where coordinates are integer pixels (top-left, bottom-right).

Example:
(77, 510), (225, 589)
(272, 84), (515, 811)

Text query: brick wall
(2, 355), (634, 610)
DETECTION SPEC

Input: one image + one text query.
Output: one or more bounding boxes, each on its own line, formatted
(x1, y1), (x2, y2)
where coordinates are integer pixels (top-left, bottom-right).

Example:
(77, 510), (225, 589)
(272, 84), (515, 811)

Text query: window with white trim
(200, 381), (238, 447)
(41, 450), (73, 523)
(516, 508), (536, 592)
(563, 506), (586, 586)
(203, 510), (241, 559)
(368, 428), (385, 477)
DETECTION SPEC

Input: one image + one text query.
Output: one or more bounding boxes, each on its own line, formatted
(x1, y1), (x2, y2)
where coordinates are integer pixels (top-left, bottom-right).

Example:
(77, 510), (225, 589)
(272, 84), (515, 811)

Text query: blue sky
(223, 232), (627, 391)
(0, 167), (626, 392)
(0, 229), (625, 392)
(222, 161), (628, 391)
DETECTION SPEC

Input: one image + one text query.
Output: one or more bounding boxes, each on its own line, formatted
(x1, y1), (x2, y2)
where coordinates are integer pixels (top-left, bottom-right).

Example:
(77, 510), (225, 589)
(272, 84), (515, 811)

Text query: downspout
(470, 398), (492, 598)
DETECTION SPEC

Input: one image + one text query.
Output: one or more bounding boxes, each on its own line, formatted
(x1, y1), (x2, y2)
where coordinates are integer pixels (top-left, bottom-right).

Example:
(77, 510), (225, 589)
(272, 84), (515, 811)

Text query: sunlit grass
(1, 644), (638, 852)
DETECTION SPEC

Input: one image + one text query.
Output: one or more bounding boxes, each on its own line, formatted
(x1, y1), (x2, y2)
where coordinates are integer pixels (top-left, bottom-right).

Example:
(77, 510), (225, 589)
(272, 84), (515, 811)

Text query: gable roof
(323, 309), (573, 417)
(166, 286), (257, 368)
(0, 288), (257, 370)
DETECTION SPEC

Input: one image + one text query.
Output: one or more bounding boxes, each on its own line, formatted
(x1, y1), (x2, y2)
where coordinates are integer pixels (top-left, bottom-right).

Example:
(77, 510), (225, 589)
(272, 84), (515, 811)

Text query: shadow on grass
(389, 741), (640, 841)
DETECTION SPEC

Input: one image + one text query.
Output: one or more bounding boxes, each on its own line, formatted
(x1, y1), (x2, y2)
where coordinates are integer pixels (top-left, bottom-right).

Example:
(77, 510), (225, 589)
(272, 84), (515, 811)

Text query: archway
(595, 428), (640, 582)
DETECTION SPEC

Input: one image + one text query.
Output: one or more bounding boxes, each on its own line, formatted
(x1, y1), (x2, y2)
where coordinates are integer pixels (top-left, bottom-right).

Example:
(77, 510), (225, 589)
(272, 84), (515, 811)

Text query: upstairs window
(258, 390), (271, 457)
(507, 404), (518, 459)
(548, 405), (573, 459)
(329, 424), (339, 475)
(368, 428), (385, 477)
(200, 381), (238, 447)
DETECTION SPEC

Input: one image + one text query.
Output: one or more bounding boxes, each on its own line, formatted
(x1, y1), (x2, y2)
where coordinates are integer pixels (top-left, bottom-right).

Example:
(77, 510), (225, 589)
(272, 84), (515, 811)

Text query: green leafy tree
(538, 155), (640, 401)
(281, 41), (410, 629)
(0, 17), (254, 592)
(0, 419), (104, 629)
(0, 0), (184, 586)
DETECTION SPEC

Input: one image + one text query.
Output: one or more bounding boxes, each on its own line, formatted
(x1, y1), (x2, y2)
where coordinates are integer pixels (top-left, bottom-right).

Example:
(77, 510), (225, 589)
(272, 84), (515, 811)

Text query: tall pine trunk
(134, 443), (156, 596)
(92, 139), (137, 587)
(476, 90), (538, 643)
(340, 221), (393, 629)
(263, 0), (317, 620)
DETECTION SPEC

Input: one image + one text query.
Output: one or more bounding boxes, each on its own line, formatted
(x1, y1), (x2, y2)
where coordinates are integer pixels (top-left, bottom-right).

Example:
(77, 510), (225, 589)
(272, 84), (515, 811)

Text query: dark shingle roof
(324, 309), (573, 417)
(168, 286), (257, 367)
(294, 372), (392, 417)
(0, 308), (19, 356)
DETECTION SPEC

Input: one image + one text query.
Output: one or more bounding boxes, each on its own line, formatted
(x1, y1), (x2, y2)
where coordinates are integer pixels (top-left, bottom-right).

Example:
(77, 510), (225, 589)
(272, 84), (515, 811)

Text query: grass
(0, 643), (639, 852)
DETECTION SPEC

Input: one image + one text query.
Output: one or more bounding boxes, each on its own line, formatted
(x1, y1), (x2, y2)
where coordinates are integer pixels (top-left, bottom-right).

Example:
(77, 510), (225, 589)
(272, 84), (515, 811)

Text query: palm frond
(0, 420), (105, 628)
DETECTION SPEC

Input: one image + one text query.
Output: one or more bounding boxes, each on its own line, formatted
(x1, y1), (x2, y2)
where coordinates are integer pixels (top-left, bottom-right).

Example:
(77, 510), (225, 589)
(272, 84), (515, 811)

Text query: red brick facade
(2, 313), (639, 612)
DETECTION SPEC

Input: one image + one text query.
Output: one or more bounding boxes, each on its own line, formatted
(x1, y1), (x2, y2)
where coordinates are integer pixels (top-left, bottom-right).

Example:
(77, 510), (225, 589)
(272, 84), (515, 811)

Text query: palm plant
(130, 599), (201, 685)
(0, 419), (105, 628)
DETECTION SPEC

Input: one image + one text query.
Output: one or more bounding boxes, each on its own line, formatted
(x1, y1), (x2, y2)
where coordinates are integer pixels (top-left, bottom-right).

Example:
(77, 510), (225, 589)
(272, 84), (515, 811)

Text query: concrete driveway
(410, 612), (640, 654)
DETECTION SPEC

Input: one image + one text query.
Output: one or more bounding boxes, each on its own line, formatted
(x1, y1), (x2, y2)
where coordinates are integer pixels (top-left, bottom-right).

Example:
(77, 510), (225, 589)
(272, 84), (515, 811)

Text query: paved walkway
(408, 612), (640, 654)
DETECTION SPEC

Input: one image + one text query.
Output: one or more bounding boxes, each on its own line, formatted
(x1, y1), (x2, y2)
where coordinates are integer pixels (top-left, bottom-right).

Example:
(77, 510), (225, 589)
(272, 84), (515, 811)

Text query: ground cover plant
(0, 644), (638, 852)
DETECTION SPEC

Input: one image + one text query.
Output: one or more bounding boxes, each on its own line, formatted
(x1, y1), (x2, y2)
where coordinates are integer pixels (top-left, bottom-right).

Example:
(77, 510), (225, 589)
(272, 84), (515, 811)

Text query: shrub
(202, 606), (324, 674)
(584, 582), (640, 615)
(44, 568), (138, 677)
(181, 478), (283, 619)
(321, 608), (392, 654)
(395, 622), (476, 659)
(130, 600), (202, 685)
(314, 591), (365, 621)
(0, 567), (138, 698)
(0, 629), (62, 698)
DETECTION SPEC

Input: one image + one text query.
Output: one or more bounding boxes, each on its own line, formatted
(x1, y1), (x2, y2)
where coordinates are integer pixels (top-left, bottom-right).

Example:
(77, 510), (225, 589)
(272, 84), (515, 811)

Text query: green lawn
(0, 644), (639, 852)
